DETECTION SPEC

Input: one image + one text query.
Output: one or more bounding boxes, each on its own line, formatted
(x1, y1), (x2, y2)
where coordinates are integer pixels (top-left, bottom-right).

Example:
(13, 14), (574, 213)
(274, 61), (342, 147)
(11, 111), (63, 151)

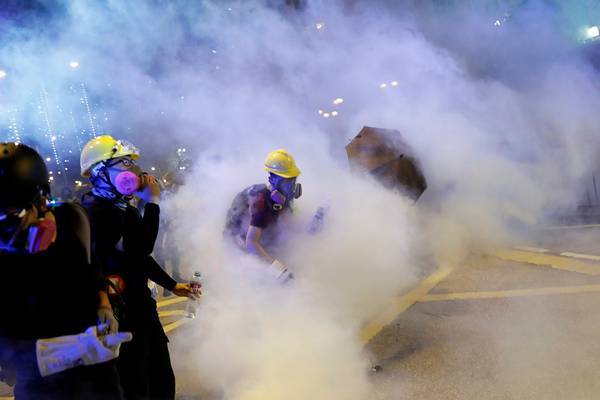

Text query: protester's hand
(172, 283), (201, 299)
(36, 326), (133, 377)
(0, 363), (16, 387)
(138, 174), (161, 204)
(270, 259), (286, 273)
(97, 306), (119, 335)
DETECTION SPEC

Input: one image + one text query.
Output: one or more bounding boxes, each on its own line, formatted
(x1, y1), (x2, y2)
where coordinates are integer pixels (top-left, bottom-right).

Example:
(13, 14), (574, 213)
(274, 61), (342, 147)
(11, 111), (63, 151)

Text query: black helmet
(0, 143), (50, 210)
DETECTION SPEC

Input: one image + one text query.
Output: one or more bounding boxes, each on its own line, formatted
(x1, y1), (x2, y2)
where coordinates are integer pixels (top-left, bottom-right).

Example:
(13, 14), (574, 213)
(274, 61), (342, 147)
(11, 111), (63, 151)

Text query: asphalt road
(366, 243), (600, 400)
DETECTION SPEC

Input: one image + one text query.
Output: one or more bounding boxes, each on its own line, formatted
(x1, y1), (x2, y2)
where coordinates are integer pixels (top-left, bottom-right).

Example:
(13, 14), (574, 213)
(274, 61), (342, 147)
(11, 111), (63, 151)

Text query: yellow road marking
(158, 309), (188, 317)
(420, 284), (600, 302)
(156, 296), (188, 308)
(163, 317), (192, 334)
(360, 265), (453, 345)
(492, 249), (600, 275)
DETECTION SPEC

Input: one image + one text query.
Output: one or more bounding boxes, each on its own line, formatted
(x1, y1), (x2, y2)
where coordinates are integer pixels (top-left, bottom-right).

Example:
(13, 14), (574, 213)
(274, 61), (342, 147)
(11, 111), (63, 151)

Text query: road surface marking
(492, 249), (600, 275)
(559, 252), (600, 261)
(360, 265), (453, 345)
(511, 247), (600, 263)
(514, 246), (549, 253)
(543, 224), (600, 230)
(163, 318), (192, 334)
(156, 296), (188, 308)
(420, 284), (600, 302)
(158, 309), (188, 317)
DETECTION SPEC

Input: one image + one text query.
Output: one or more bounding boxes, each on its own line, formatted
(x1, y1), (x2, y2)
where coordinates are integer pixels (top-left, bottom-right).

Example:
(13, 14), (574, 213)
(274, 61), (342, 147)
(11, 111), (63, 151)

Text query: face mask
(114, 171), (141, 196)
(0, 208), (56, 254)
(268, 174), (302, 209)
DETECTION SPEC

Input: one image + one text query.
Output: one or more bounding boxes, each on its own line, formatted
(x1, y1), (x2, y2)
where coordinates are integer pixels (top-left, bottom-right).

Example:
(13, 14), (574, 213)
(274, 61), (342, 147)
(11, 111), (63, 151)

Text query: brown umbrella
(345, 126), (427, 200)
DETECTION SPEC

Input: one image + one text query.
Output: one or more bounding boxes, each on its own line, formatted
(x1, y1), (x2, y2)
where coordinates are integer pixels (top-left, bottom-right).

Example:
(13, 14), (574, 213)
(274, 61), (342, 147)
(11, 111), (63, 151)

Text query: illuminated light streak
(81, 83), (97, 138)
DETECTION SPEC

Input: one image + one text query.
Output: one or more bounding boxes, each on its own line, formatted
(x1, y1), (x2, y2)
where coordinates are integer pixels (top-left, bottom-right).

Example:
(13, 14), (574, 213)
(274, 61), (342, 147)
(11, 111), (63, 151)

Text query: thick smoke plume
(2, 0), (600, 398)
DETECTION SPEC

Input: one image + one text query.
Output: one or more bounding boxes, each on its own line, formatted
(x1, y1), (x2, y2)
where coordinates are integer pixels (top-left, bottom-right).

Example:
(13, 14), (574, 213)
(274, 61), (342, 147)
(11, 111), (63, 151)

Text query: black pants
(15, 362), (123, 400)
(118, 310), (175, 400)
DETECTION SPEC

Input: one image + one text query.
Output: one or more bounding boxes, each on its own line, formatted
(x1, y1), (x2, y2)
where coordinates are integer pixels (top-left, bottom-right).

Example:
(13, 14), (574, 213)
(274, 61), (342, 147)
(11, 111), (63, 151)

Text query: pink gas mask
(114, 171), (141, 196)
(0, 207), (56, 254)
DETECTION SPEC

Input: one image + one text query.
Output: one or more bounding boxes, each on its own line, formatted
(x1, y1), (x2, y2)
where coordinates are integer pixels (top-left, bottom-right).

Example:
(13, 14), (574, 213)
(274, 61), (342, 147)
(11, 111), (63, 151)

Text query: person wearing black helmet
(0, 142), (131, 400)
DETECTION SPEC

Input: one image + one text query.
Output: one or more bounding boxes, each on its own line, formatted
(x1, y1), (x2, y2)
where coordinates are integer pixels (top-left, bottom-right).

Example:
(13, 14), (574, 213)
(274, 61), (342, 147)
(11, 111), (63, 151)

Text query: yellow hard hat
(80, 135), (140, 177)
(264, 149), (301, 178)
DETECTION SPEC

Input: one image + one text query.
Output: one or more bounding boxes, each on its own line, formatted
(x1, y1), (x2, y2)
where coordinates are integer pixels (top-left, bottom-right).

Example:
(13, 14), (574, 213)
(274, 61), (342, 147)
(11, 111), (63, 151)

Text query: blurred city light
(69, 61), (80, 69)
(587, 26), (600, 39)
(0, 70), (6, 79)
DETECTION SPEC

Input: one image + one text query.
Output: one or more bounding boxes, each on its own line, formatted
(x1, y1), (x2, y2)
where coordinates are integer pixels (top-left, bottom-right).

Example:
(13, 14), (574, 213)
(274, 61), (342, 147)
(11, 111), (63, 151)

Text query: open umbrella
(345, 126), (427, 200)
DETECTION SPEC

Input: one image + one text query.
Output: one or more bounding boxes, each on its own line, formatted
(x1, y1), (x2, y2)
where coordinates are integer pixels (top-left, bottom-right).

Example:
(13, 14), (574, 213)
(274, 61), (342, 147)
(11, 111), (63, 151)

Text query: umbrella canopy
(346, 126), (427, 200)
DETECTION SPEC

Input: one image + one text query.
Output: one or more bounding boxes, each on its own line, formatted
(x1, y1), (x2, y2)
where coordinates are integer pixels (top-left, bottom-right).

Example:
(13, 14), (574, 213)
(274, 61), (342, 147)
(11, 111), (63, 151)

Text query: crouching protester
(0, 143), (131, 400)
(224, 149), (302, 283)
(80, 135), (198, 400)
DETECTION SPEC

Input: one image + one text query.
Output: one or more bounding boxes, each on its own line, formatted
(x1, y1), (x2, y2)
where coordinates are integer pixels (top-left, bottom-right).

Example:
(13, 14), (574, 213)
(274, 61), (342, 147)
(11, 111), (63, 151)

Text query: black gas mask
(268, 173), (302, 210)
(0, 142), (54, 254)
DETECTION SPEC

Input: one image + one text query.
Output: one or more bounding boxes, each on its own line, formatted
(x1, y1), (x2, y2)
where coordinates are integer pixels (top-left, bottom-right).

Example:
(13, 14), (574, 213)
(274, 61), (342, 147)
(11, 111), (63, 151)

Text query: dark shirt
(249, 188), (281, 229)
(248, 186), (293, 255)
(82, 194), (176, 315)
(0, 203), (105, 383)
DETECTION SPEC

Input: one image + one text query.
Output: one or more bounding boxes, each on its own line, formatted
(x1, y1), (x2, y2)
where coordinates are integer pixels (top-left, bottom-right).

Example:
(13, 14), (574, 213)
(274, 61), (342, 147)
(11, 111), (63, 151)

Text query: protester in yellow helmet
(80, 135), (198, 400)
(224, 149), (302, 283)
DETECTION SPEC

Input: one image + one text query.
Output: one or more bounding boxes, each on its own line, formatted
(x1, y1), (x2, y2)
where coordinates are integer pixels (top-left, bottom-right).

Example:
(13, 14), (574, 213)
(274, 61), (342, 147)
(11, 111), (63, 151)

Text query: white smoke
(2, 0), (600, 398)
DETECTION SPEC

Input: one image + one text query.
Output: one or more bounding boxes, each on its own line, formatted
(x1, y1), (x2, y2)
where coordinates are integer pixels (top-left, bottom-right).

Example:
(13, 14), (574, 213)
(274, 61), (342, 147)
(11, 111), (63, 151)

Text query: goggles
(103, 156), (137, 169)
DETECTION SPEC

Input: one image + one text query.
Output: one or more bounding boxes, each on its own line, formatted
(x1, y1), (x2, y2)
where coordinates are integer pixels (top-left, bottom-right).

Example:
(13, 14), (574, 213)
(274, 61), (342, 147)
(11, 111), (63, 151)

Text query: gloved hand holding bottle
(270, 259), (294, 284)
(36, 325), (132, 377)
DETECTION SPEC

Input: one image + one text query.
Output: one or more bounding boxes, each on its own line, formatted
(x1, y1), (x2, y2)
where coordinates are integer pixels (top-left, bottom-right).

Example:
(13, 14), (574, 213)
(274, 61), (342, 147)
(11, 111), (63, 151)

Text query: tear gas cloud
(2, 0), (600, 398)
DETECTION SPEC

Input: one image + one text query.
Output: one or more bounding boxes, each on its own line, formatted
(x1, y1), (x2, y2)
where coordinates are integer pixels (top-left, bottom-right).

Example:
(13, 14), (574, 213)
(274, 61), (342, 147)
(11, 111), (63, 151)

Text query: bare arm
(245, 225), (275, 264)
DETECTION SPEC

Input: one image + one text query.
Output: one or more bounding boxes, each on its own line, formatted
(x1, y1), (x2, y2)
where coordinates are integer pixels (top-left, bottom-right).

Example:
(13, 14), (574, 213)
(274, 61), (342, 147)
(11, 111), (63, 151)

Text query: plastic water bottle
(185, 271), (202, 318)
